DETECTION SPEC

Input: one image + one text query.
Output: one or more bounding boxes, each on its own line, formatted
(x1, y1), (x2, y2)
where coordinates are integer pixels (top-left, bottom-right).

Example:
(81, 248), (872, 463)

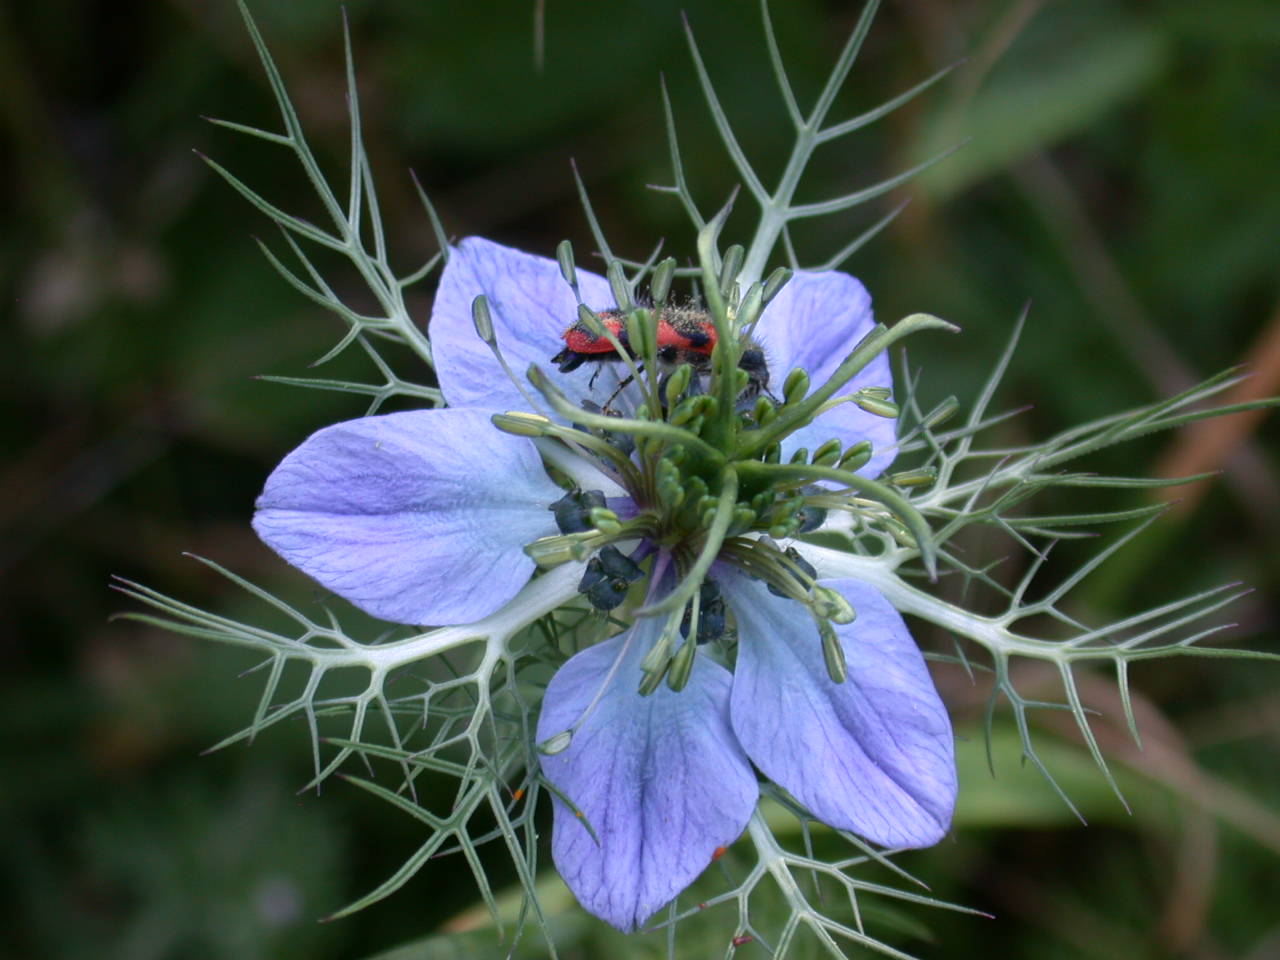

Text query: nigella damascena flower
(252, 237), (957, 932)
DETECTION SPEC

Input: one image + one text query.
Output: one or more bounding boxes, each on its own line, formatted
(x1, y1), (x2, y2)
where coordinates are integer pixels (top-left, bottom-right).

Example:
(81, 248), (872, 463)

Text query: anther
(606, 260), (633, 312)
(650, 257), (677, 308)
(471, 294), (496, 344)
(525, 533), (592, 567)
(726, 504), (758, 537)
(818, 621), (848, 684)
(737, 281), (763, 329)
(588, 507), (622, 535)
(782, 368), (809, 406)
(664, 364), (694, 409)
(665, 633), (698, 692)
(811, 586), (856, 625)
(668, 395), (702, 427)
(491, 412), (553, 437)
(556, 240), (579, 297)
(538, 730), (573, 755)
(811, 438), (842, 467)
(837, 440), (872, 471)
(625, 308), (657, 370)
(718, 244), (745, 295)
(923, 395), (959, 430)
(849, 391), (901, 419)
(761, 266), (792, 307)
(888, 468), (938, 489)
(751, 395), (777, 426)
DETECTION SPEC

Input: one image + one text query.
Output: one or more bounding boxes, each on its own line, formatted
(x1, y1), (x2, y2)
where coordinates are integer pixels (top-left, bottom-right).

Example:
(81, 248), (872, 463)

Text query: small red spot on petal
(712, 845), (728, 861)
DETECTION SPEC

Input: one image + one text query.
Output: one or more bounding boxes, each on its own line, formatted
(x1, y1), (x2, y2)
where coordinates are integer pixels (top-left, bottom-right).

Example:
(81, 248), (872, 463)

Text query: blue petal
(253, 408), (562, 625)
(537, 621), (758, 931)
(431, 237), (619, 413)
(753, 271), (897, 477)
(724, 571), (955, 847)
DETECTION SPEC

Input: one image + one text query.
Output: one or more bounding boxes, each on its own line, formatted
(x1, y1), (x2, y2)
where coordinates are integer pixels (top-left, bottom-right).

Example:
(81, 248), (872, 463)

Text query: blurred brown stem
(1013, 152), (1280, 528)
(1153, 301), (1280, 516)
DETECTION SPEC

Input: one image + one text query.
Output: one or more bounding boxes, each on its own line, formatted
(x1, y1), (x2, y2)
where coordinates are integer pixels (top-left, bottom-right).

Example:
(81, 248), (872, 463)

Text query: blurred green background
(2, 0), (1277, 957)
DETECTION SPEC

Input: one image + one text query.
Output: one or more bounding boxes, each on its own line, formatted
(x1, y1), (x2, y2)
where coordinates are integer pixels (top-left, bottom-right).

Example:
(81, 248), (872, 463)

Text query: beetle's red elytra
(552, 306), (770, 398)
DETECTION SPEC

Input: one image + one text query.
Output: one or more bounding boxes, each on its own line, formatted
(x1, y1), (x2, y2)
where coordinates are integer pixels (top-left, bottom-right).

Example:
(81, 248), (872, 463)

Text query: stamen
(782, 367), (810, 406)
(817, 620), (848, 684)
(492, 414), (640, 493)
(665, 627), (699, 692)
(539, 553), (671, 753)
(921, 394), (960, 430)
(718, 244), (745, 295)
(471, 295), (550, 417)
(735, 460), (938, 577)
(663, 364), (694, 409)
(636, 466), (739, 617)
(637, 606), (685, 695)
(811, 438), (842, 467)
(766, 545), (817, 599)
(649, 257), (677, 308)
(555, 239), (581, 301)
(527, 365), (727, 464)
(738, 312), (956, 459)
(606, 260), (634, 312)
(852, 392), (900, 419)
(836, 440), (873, 471)
(736, 280), (763, 331)
(739, 265), (792, 341)
(888, 468), (938, 489)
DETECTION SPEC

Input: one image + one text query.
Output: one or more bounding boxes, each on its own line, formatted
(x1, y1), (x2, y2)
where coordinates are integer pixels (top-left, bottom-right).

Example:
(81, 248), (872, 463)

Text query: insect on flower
(552, 305), (771, 402)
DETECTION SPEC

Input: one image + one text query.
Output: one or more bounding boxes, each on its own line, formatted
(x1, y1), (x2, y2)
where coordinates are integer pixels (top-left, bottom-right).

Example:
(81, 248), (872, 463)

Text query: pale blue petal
(431, 237), (619, 413)
(725, 571), (955, 846)
(753, 270), (897, 477)
(253, 409), (562, 625)
(537, 621), (757, 931)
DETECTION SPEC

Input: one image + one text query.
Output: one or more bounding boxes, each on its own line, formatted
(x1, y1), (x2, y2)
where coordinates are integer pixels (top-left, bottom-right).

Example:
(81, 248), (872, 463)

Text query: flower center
(489, 257), (922, 692)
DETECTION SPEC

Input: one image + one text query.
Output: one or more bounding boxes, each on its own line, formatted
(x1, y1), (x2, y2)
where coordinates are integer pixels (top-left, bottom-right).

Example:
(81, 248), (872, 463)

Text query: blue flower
(253, 237), (956, 932)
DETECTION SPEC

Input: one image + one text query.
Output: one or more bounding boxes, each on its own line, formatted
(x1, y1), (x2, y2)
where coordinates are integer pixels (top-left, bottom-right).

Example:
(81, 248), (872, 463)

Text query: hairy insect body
(552, 307), (770, 399)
